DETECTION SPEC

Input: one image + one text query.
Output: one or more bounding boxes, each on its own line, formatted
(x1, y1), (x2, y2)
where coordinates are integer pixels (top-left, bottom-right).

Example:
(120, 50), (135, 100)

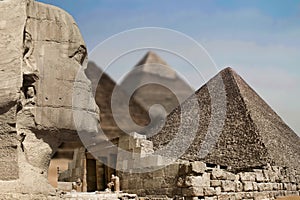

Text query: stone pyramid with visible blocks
(150, 67), (300, 171)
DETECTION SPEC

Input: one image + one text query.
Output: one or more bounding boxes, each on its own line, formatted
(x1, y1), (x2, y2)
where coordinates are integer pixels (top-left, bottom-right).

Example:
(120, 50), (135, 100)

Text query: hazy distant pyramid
(120, 51), (194, 132)
(134, 51), (177, 79)
(85, 62), (150, 139)
(150, 67), (300, 171)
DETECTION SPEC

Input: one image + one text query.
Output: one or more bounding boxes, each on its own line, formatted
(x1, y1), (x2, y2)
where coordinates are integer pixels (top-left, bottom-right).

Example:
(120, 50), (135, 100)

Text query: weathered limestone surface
(0, 0), (27, 182)
(0, 0), (99, 198)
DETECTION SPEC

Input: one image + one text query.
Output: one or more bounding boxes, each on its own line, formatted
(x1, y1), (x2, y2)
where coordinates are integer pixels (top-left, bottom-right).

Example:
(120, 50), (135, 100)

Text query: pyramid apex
(220, 66), (236, 74)
(135, 51), (168, 67)
(134, 51), (177, 79)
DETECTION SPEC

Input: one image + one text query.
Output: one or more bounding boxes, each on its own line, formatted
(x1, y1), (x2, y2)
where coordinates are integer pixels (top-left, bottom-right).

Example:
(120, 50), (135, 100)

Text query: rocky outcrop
(0, 0), (99, 198)
(0, 0), (26, 182)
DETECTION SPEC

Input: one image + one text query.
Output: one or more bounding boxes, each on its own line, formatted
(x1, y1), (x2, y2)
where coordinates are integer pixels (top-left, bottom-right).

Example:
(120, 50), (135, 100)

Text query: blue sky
(40, 0), (300, 135)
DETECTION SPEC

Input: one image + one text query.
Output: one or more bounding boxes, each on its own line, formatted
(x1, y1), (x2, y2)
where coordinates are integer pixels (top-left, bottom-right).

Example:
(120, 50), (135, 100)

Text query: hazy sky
(40, 0), (300, 135)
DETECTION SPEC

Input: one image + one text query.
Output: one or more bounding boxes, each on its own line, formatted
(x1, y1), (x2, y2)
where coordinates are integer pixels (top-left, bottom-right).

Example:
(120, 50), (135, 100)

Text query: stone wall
(119, 161), (300, 200)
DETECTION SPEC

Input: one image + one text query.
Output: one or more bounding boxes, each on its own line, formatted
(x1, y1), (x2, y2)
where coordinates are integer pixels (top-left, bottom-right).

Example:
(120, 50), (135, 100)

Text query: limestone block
(235, 181), (243, 192)
(254, 171), (265, 182)
(253, 182), (258, 191)
(185, 176), (203, 187)
(234, 192), (244, 200)
(211, 169), (235, 180)
(215, 187), (222, 195)
(217, 193), (237, 200)
(289, 175), (297, 183)
(202, 173), (211, 187)
(191, 161), (206, 174)
(283, 183), (293, 190)
(262, 169), (277, 182)
(203, 187), (216, 196)
(239, 191), (254, 199)
(240, 172), (256, 182)
(243, 181), (254, 191)
(234, 174), (240, 181)
(253, 192), (269, 200)
(284, 191), (300, 197)
(257, 183), (272, 191)
(268, 191), (279, 199)
(295, 174), (300, 182)
(271, 183), (279, 190)
(182, 187), (204, 197)
(221, 180), (235, 192)
(268, 171), (276, 182)
(291, 184), (297, 191)
(281, 175), (290, 183)
(210, 180), (221, 187)
(278, 183), (284, 190)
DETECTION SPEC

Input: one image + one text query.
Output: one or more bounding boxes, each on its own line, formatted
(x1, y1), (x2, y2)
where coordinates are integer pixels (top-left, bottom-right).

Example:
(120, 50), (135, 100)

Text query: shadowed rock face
(0, 0), (99, 196)
(150, 67), (300, 172)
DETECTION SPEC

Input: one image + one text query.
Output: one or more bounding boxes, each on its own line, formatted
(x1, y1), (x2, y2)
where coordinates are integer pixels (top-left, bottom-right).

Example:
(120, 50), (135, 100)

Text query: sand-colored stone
(0, 0), (99, 197)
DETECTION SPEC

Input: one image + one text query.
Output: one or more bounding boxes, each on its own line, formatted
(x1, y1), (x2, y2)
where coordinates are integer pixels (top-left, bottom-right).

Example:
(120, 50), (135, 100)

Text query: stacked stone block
(120, 161), (300, 200)
(117, 132), (169, 171)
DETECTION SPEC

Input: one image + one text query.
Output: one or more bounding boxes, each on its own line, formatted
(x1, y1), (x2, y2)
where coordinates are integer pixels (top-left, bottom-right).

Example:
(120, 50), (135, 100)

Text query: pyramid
(150, 67), (300, 171)
(120, 51), (194, 130)
(85, 61), (150, 139)
(134, 51), (177, 79)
